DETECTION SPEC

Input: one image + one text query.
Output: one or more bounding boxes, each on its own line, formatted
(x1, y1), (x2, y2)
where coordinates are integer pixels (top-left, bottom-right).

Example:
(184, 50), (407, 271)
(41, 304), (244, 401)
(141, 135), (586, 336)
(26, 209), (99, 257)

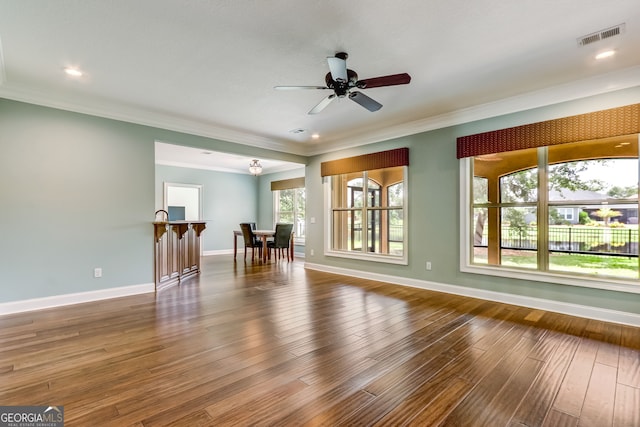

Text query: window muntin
(326, 166), (407, 264)
(465, 135), (639, 287)
(387, 182), (404, 255)
(546, 153), (639, 278)
(274, 187), (305, 242)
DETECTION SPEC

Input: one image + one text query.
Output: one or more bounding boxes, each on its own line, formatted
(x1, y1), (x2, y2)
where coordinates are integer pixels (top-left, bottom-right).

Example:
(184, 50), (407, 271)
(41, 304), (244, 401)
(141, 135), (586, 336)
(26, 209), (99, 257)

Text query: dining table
(233, 229), (294, 262)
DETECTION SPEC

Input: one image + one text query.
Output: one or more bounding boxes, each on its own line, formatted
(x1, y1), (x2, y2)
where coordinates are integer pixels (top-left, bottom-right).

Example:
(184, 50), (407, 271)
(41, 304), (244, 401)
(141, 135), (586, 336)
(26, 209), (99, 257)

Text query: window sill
(325, 249), (408, 265)
(460, 262), (640, 295)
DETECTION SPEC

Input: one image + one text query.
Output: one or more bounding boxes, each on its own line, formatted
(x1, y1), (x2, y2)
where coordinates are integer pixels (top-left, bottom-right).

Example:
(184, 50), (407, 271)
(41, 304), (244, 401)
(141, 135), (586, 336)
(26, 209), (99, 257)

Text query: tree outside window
(327, 166), (407, 264)
(275, 188), (305, 241)
(468, 135), (639, 281)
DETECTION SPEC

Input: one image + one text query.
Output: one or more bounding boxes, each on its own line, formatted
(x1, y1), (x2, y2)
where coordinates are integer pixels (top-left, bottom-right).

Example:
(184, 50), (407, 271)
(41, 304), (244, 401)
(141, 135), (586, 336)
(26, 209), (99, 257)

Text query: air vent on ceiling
(577, 23), (625, 46)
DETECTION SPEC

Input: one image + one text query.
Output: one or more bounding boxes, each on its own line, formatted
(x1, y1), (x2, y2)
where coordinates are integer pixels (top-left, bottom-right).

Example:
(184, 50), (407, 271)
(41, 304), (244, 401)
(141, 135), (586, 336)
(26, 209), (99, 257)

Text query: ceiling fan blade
(274, 85), (329, 90)
(356, 73), (411, 89)
(349, 91), (382, 112)
(308, 94), (336, 114)
(327, 56), (348, 82)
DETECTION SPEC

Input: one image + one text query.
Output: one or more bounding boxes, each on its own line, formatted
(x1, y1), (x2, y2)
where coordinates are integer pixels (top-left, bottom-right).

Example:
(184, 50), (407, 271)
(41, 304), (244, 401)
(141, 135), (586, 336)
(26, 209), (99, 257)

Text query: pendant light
(249, 159), (263, 175)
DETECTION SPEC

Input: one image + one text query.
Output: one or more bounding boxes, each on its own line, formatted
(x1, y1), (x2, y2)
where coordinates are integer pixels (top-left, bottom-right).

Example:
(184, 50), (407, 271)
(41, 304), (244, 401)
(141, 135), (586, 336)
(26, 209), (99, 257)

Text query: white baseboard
(203, 249), (234, 256)
(0, 283), (155, 316)
(304, 262), (640, 327)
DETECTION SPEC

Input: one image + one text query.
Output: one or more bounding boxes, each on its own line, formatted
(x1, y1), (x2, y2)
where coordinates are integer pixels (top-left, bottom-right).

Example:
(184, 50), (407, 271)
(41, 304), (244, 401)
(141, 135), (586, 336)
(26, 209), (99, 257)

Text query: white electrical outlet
(94, 267), (102, 278)
(426, 261), (432, 271)
(310, 249), (315, 256)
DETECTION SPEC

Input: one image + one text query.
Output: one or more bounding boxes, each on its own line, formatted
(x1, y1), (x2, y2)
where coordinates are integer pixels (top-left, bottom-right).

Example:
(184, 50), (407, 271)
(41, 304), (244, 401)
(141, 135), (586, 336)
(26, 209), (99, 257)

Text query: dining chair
(248, 222), (261, 245)
(239, 223), (262, 261)
(267, 223), (294, 261)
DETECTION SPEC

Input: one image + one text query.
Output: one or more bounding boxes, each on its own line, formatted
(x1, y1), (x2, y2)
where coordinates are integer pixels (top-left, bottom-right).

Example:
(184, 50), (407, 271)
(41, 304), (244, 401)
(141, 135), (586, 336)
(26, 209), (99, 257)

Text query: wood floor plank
(579, 362), (617, 427)
(207, 378), (309, 425)
(552, 337), (599, 417)
(494, 334), (580, 426)
(542, 409), (579, 427)
(613, 383), (640, 427)
(441, 335), (539, 426)
(371, 349), (483, 426)
(337, 353), (456, 425)
(470, 356), (544, 427)
(0, 255), (638, 426)
(392, 377), (473, 426)
(618, 346), (640, 388)
(301, 389), (376, 426)
(164, 410), (215, 427)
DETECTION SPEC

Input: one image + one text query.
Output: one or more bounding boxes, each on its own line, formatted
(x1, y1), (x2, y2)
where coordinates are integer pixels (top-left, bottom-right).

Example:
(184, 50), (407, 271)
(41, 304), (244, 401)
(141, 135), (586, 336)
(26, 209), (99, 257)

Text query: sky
(577, 159), (639, 190)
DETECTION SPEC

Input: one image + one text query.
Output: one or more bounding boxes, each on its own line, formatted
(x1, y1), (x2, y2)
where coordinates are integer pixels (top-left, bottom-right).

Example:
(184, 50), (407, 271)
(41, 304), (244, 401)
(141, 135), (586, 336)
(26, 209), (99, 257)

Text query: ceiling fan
(274, 52), (411, 114)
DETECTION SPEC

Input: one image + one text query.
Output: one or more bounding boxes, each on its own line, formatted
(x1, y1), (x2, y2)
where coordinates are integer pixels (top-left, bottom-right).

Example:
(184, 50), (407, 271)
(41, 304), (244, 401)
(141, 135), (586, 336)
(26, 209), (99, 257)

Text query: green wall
(302, 86), (640, 316)
(3, 85), (640, 317)
(0, 98), (305, 304)
(155, 165), (261, 252)
(0, 100), (154, 301)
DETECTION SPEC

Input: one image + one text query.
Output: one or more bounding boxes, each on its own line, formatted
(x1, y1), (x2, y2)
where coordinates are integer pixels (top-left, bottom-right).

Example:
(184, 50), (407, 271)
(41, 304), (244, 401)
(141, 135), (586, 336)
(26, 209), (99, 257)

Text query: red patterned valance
(456, 103), (640, 158)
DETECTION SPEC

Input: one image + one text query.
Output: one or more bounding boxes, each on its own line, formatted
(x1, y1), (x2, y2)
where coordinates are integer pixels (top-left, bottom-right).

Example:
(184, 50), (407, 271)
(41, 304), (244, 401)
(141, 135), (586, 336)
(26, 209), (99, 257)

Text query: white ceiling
(1, 0), (639, 171)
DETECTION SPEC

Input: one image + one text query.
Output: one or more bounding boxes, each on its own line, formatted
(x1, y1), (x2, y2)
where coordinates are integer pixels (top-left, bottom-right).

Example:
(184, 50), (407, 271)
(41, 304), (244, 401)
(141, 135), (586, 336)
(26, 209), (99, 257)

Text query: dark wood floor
(1, 255), (639, 426)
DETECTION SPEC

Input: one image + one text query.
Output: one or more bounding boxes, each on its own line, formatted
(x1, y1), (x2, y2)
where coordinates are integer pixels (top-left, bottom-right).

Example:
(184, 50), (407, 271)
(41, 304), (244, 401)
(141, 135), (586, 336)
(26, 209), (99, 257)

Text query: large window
(274, 187), (305, 243)
(326, 166), (407, 264)
(322, 148), (409, 264)
(463, 134), (640, 290)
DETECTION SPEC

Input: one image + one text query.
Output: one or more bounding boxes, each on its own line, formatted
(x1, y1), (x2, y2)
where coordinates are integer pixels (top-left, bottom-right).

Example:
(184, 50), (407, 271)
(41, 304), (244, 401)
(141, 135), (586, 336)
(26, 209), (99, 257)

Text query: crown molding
(156, 158), (304, 175)
(303, 65), (640, 156)
(2, 65), (639, 159)
(0, 81), (307, 156)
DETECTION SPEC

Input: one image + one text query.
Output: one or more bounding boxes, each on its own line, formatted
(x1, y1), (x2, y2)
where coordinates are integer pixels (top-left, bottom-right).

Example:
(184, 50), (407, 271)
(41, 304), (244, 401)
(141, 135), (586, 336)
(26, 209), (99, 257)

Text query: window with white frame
(274, 187), (305, 242)
(322, 148), (408, 264)
(555, 207), (574, 221)
(460, 126), (640, 291)
(272, 177), (305, 243)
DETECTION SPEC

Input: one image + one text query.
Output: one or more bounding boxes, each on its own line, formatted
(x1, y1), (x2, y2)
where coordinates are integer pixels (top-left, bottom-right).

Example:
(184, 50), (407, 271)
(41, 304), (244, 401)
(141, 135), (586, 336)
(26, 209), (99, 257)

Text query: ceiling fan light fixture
(275, 52), (411, 114)
(249, 159), (263, 175)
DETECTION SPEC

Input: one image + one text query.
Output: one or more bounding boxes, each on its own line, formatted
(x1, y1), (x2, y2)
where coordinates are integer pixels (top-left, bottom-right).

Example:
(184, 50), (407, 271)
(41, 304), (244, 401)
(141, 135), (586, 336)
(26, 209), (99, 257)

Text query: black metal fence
(477, 226), (639, 257)
(389, 225), (403, 242)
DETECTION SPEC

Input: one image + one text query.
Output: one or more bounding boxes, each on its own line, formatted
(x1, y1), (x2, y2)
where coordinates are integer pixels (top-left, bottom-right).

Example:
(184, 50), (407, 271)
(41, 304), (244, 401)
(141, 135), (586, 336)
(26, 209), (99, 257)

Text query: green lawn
(473, 224), (640, 278)
(499, 251), (639, 278)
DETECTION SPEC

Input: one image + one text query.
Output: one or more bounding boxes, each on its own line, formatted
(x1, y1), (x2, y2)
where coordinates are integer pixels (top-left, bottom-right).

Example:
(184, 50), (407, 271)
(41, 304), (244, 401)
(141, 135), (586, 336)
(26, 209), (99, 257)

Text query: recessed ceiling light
(311, 133), (320, 139)
(64, 67), (83, 77)
(595, 50), (616, 60)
